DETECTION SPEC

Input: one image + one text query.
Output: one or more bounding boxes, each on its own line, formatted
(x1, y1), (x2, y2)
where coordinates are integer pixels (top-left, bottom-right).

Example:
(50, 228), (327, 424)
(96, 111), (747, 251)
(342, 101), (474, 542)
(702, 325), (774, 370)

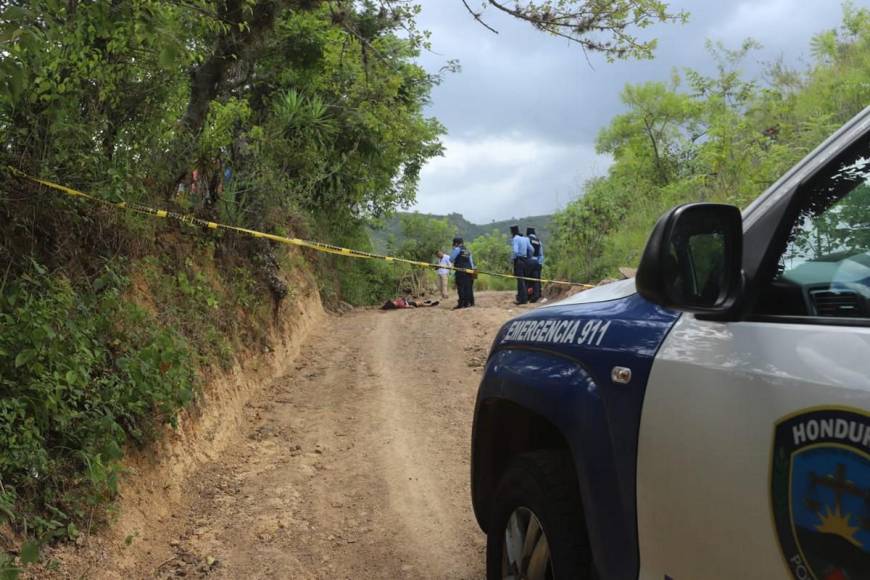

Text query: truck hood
(540, 278), (637, 308)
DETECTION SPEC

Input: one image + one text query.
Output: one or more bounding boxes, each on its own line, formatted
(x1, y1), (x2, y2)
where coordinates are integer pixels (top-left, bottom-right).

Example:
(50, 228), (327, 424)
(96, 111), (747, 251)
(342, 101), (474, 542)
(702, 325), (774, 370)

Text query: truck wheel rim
(501, 506), (552, 580)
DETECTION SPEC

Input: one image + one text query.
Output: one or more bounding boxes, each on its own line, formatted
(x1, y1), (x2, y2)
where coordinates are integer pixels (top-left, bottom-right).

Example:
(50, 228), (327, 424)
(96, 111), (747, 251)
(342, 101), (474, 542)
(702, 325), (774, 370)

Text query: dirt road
(58, 291), (525, 579)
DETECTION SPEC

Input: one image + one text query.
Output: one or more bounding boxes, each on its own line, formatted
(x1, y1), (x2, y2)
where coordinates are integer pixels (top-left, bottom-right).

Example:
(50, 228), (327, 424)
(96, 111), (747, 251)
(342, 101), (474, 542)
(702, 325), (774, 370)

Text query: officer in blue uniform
(510, 225), (533, 305)
(526, 227), (544, 303)
(450, 236), (475, 309)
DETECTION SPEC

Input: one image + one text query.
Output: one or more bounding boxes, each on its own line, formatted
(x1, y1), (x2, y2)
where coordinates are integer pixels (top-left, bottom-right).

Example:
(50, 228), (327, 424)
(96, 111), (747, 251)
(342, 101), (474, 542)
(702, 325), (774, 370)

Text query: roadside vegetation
(0, 0), (687, 574)
(369, 211), (554, 253)
(385, 217), (516, 294)
(0, 1), (443, 571)
(550, 3), (870, 284)
(469, 231), (515, 292)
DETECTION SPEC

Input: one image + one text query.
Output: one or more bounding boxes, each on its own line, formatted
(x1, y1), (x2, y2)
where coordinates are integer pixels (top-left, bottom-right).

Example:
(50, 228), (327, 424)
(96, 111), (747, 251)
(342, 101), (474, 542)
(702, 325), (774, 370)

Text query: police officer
(510, 225), (533, 305)
(526, 227), (544, 303)
(450, 236), (475, 309)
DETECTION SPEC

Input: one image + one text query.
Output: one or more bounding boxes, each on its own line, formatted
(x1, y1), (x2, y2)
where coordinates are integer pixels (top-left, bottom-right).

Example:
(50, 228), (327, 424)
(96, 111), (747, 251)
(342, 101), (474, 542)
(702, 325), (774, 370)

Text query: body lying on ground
(381, 297), (440, 310)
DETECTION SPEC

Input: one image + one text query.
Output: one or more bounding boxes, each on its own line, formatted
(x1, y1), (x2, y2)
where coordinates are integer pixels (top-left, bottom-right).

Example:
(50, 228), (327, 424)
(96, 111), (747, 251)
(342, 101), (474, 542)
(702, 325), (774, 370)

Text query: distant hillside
(369, 212), (553, 253)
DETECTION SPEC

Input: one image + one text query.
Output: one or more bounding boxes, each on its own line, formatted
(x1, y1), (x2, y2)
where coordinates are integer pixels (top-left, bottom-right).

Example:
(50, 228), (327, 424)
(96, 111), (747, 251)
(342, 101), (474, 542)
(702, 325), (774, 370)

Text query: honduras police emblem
(771, 408), (870, 580)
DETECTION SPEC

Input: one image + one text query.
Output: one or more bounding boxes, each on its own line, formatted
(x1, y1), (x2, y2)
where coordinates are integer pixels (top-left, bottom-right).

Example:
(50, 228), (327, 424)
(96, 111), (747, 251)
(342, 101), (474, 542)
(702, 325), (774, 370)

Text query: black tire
(486, 450), (593, 580)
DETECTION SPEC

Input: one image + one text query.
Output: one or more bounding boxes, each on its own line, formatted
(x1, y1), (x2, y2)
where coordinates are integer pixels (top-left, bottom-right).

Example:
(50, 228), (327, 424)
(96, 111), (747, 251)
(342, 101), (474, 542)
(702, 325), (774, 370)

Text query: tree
(550, 178), (630, 282)
(389, 213), (456, 293)
(548, 4), (870, 283)
(596, 81), (702, 187)
(469, 230), (513, 290)
(461, 0), (688, 60)
(392, 213), (456, 261)
(0, 0), (694, 559)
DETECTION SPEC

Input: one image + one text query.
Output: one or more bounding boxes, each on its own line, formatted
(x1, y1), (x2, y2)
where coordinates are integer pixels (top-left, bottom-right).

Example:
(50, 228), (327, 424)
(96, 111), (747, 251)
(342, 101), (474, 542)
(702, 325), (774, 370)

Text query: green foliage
(228, 5), (445, 235)
(551, 4), (870, 282)
(386, 213), (456, 294)
(334, 257), (408, 306)
(139, 255), (235, 367)
(369, 212), (553, 254)
(18, 542), (38, 566)
(230, 266), (263, 311)
(468, 230), (514, 291)
(0, 552), (20, 580)
(0, 1), (445, 304)
(596, 80), (702, 186)
(0, 8), (449, 556)
(0, 0), (685, 567)
(391, 214), (456, 262)
(0, 261), (196, 551)
(785, 183), (870, 267)
(476, 0), (687, 60)
(318, 224), (406, 306)
(550, 178), (634, 282)
(0, 0), (193, 197)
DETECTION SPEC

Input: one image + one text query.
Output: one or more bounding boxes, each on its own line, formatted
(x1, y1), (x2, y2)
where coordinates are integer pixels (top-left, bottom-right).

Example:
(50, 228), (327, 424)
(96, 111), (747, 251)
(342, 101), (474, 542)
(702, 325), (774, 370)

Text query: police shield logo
(771, 408), (870, 580)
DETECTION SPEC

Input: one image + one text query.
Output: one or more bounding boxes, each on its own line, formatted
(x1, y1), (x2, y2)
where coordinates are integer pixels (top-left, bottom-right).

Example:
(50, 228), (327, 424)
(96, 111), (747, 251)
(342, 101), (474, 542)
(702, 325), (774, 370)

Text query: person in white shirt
(436, 250), (451, 299)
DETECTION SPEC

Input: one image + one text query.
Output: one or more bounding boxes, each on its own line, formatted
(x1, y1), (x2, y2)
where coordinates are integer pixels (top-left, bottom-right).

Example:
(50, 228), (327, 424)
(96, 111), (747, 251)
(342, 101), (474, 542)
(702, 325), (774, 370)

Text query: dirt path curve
(66, 291), (525, 579)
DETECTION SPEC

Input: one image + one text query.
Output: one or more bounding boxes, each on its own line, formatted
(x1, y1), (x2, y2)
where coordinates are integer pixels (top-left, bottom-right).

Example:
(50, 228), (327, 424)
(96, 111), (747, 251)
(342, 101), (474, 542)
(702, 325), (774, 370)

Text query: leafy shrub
(140, 256), (234, 367)
(469, 230), (515, 292)
(550, 6), (870, 283)
(327, 255), (406, 306)
(316, 223), (407, 306)
(0, 261), (196, 545)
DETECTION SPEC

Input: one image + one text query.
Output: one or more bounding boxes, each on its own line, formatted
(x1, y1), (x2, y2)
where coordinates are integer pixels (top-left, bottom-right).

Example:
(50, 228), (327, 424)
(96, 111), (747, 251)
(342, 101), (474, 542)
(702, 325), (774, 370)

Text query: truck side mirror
(636, 203), (743, 314)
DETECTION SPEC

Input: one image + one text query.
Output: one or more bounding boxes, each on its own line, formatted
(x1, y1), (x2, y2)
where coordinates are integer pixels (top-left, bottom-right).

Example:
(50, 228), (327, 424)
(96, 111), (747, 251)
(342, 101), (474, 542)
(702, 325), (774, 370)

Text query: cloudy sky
(410, 0), (851, 223)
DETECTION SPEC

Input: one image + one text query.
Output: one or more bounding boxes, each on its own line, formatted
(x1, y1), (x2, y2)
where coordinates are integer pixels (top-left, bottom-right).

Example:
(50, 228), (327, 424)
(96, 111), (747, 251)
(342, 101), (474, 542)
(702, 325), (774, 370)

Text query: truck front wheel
(486, 451), (593, 580)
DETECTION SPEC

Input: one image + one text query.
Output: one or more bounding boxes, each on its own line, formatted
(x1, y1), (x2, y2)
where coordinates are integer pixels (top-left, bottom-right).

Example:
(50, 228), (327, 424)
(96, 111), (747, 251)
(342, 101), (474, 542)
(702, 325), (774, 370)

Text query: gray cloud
(413, 0), (849, 223)
(420, 134), (607, 222)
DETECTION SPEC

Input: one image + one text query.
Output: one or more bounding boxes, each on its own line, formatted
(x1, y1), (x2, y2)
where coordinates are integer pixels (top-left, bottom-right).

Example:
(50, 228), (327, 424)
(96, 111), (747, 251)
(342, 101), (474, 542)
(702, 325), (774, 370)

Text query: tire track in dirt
(51, 291), (523, 579)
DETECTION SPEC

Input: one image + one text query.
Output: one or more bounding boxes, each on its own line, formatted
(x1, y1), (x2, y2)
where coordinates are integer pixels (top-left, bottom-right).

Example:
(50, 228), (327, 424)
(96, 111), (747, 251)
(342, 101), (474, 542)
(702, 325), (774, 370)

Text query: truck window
(756, 137), (870, 321)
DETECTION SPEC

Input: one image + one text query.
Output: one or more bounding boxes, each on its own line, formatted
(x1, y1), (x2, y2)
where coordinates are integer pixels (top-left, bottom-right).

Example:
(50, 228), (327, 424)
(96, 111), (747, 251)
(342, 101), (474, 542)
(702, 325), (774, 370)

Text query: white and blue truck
(471, 107), (870, 580)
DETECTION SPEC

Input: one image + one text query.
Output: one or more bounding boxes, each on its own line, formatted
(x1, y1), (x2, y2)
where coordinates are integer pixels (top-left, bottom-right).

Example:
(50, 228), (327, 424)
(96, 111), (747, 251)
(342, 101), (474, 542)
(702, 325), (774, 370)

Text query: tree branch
(461, 0), (499, 35)
(162, 0), (284, 195)
(474, 0), (686, 60)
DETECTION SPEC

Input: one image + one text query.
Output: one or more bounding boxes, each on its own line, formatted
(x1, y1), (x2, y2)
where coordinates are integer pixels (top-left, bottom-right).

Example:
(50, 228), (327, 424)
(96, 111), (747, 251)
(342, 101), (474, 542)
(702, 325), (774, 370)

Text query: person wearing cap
(526, 227), (544, 303)
(509, 225), (533, 305)
(449, 236), (475, 309)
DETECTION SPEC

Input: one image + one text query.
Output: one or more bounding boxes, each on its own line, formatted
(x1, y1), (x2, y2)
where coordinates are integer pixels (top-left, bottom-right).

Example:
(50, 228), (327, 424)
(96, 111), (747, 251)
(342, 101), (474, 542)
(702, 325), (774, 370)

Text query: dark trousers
(528, 261), (542, 302)
(514, 258), (529, 303)
(456, 272), (474, 307)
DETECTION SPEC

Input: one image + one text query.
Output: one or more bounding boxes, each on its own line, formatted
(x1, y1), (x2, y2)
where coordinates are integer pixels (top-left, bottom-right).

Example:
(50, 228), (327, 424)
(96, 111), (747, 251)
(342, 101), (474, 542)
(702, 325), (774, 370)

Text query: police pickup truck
(471, 108), (870, 580)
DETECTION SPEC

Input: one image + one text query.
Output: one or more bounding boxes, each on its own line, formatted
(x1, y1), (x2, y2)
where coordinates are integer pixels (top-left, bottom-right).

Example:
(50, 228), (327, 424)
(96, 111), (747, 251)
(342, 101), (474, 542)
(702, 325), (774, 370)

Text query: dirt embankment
(43, 291), (525, 579)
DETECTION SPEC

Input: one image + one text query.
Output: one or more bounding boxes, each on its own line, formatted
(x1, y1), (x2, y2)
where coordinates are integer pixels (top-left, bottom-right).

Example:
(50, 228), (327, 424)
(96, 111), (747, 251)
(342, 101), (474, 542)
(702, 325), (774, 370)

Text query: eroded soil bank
(44, 291), (525, 579)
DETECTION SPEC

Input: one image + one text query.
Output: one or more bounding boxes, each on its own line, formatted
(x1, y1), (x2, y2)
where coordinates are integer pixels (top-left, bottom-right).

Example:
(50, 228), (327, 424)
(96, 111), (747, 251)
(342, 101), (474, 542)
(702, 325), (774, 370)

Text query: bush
(332, 257), (408, 306)
(316, 223), (408, 306)
(0, 261), (196, 544)
(139, 255), (235, 367)
(469, 230), (515, 291)
(549, 7), (870, 283)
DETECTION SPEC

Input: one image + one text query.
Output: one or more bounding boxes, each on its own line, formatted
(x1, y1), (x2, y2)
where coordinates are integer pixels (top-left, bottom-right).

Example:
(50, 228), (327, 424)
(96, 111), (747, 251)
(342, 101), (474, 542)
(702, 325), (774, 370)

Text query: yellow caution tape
(7, 167), (594, 288)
